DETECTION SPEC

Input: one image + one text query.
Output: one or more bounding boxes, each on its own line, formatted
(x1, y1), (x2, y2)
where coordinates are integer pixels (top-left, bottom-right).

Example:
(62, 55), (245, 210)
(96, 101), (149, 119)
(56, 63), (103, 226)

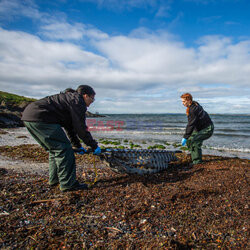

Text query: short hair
(76, 85), (96, 96)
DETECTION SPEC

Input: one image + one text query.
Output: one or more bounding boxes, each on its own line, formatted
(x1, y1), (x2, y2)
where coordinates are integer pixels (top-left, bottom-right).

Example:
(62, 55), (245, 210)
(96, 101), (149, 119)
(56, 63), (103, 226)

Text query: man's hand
(74, 147), (87, 155)
(93, 146), (101, 155)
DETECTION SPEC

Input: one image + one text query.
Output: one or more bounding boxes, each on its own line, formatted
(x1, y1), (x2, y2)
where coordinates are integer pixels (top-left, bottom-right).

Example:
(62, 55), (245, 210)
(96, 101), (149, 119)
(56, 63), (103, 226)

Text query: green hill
(0, 91), (36, 107)
(0, 91), (103, 128)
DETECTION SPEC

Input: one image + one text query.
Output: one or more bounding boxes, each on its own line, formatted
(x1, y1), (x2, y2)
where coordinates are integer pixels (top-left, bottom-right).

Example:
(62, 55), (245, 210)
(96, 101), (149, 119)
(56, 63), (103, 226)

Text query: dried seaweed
(0, 144), (249, 249)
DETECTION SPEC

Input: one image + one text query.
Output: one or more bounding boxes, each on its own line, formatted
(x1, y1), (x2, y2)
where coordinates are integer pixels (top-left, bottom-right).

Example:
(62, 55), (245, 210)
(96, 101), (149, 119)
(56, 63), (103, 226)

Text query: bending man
(22, 85), (101, 192)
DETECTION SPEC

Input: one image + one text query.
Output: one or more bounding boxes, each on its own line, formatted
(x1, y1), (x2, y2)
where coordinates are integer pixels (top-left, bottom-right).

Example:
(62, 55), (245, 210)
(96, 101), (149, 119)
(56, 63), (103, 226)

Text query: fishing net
(101, 149), (181, 175)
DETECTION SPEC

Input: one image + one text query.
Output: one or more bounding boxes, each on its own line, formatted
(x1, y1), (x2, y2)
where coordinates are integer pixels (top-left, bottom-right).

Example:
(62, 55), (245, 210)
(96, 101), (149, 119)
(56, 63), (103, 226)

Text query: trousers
(186, 124), (214, 164)
(24, 121), (78, 191)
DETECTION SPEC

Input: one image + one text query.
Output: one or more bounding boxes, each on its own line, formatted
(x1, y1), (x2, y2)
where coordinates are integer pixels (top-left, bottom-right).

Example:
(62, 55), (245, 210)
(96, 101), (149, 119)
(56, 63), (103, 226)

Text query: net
(101, 149), (181, 175)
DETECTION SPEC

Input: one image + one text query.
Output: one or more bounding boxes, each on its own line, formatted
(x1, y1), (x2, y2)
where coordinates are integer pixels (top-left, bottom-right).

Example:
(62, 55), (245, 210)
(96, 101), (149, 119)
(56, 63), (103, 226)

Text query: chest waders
(186, 124), (214, 164)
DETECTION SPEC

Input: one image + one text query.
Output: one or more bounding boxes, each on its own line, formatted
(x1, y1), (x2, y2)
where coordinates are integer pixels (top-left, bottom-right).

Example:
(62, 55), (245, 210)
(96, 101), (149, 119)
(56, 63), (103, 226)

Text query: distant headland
(0, 91), (104, 128)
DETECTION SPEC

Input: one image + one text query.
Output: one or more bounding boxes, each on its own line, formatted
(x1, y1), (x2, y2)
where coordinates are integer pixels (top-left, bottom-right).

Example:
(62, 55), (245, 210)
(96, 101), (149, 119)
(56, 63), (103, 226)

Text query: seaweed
(0, 144), (249, 249)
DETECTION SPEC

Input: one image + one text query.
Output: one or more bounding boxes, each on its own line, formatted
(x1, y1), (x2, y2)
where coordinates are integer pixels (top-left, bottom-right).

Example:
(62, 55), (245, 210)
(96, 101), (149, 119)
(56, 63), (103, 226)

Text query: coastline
(0, 127), (250, 160)
(0, 127), (249, 176)
(0, 128), (249, 249)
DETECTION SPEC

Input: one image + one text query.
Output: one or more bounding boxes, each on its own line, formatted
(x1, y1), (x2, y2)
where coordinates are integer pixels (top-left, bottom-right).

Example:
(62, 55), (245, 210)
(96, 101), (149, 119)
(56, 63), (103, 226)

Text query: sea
(88, 114), (250, 160)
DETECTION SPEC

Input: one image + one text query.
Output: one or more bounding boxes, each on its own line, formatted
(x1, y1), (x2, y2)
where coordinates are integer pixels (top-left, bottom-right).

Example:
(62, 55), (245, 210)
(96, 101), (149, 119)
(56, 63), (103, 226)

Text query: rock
(18, 101), (31, 109)
(86, 111), (105, 117)
(0, 168), (8, 175)
(0, 112), (24, 128)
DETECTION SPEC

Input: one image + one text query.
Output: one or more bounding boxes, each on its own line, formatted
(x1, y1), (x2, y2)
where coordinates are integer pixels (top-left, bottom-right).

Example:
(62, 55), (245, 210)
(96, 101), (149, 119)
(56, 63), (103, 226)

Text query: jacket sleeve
(64, 125), (81, 149)
(69, 102), (98, 150)
(183, 107), (198, 139)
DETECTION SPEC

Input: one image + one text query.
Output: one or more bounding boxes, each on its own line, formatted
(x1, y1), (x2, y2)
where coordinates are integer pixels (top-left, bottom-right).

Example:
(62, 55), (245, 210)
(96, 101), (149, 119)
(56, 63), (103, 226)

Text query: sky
(0, 0), (250, 114)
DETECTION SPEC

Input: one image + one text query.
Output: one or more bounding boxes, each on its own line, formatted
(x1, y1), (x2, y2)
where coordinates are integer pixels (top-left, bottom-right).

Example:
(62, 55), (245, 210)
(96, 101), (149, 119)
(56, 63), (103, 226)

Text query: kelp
(0, 144), (249, 249)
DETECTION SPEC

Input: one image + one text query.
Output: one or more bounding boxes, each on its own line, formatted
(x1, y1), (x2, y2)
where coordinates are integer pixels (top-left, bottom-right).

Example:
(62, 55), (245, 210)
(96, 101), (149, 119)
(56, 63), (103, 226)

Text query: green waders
(24, 121), (78, 191)
(186, 124), (214, 164)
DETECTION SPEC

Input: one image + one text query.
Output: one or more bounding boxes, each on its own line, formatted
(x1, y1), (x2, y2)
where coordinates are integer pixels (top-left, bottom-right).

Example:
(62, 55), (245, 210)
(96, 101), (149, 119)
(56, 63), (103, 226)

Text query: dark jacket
(184, 101), (213, 139)
(21, 91), (97, 150)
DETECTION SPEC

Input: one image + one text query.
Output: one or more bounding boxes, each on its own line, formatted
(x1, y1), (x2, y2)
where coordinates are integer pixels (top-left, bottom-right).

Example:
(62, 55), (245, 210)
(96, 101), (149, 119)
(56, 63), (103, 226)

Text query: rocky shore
(0, 128), (249, 249)
(0, 101), (29, 128)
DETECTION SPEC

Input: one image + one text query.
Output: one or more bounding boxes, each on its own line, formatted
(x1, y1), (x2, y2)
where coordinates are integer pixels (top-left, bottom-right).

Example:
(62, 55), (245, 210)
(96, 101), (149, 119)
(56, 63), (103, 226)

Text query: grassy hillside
(0, 91), (36, 106)
(0, 91), (102, 117)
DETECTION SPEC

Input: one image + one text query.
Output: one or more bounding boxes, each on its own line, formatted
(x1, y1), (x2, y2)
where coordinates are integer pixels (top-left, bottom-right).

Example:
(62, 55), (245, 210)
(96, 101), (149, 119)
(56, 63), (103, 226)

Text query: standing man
(22, 85), (101, 192)
(180, 93), (214, 165)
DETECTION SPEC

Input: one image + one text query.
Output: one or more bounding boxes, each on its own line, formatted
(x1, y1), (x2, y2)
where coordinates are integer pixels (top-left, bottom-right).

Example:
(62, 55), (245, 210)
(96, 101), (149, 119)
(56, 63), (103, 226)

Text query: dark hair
(76, 85), (95, 96)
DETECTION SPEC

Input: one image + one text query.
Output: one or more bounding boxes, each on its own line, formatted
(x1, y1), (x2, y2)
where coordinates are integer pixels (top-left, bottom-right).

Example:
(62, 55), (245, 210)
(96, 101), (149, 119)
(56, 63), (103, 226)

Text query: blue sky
(0, 0), (249, 114)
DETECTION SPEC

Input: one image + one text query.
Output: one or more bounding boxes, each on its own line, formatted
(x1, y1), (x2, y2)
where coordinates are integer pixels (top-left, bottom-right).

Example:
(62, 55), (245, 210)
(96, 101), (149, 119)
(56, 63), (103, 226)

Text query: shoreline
(1, 129), (249, 248)
(0, 127), (250, 160)
(0, 127), (249, 176)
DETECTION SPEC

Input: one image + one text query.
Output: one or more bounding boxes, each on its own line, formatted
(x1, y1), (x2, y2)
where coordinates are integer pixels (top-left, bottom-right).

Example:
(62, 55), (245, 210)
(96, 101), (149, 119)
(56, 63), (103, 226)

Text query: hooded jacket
(21, 91), (97, 150)
(184, 101), (213, 139)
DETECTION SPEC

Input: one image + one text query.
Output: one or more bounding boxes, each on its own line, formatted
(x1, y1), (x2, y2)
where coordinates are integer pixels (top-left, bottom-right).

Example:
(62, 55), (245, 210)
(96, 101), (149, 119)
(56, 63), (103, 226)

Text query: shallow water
(88, 114), (250, 159)
(1, 114), (249, 160)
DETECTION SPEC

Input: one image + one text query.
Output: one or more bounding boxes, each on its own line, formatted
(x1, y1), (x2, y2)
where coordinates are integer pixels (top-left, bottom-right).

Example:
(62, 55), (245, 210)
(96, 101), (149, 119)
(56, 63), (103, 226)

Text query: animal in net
(102, 149), (180, 175)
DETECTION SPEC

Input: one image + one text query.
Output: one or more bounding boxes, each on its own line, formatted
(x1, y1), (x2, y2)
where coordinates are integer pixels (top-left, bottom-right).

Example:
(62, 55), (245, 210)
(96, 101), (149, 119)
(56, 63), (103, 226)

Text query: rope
(84, 155), (99, 187)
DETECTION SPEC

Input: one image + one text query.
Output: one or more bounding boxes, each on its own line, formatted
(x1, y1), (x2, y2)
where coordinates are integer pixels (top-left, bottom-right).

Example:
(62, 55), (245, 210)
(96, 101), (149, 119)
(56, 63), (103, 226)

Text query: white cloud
(0, 0), (41, 20)
(0, 0), (109, 43)
(93, 29), (196, 78)
(0, 17), (250, 113)
(0, 27), (109, 96)
(40, 22), (85, 40)
(197, 96), (250, 114)
(39, 22), (109, 41)
(155, 3), (172, 17)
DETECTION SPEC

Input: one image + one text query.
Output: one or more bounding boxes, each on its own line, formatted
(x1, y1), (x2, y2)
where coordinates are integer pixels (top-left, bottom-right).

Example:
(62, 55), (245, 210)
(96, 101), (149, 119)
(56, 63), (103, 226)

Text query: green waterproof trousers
(186, 124), (214, 164)
(24, 121), (78, 191)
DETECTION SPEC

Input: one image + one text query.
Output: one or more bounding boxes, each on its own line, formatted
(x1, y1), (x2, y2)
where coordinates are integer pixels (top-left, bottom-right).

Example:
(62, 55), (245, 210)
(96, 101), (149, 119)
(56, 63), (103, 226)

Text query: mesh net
(102, 149), (180, 175)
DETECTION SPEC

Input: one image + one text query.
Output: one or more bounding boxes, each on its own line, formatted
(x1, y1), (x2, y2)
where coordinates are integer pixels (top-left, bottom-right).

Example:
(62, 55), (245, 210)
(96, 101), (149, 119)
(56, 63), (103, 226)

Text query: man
(22, 85), (101, 192)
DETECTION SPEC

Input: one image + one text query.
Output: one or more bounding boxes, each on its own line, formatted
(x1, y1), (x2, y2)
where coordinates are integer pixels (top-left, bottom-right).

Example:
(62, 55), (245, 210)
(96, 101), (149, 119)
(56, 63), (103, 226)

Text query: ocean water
(88, 114), (250, 160)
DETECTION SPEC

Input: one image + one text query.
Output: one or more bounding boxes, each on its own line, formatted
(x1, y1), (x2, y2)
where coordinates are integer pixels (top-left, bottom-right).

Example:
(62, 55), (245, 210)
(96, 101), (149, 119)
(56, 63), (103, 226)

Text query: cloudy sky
(0, 0), (249, 114)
